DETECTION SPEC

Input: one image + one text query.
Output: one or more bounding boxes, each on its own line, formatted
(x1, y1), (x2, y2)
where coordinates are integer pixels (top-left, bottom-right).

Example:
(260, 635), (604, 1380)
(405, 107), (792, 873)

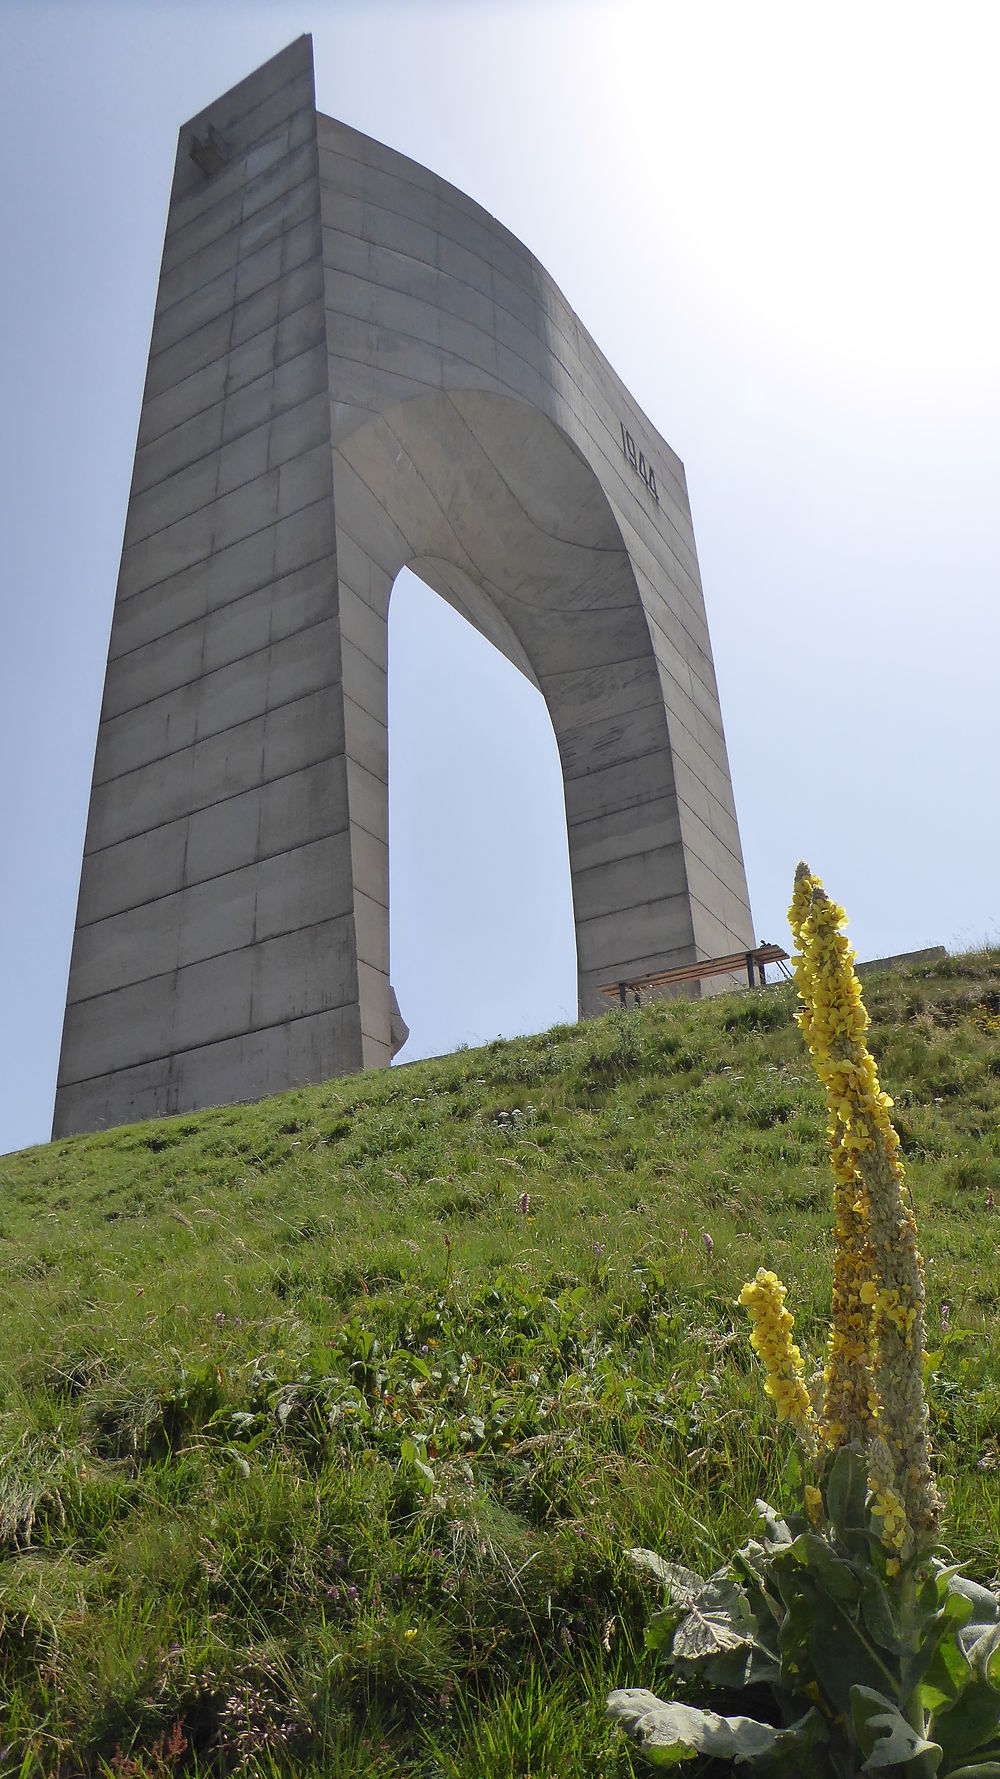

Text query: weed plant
(2, 951), (1000, 1772)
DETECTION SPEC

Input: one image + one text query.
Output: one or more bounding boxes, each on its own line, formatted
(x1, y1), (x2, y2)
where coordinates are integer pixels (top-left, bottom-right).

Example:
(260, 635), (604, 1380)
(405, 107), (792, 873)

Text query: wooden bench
(598, 943), (791, 1006)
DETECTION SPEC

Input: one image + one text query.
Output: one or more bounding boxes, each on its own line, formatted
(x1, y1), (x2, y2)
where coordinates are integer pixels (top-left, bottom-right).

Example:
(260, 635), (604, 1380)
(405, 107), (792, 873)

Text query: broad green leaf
(902, 1581), (980, 1705)
(672, 1577), (754, 1666)
(851, 1685), (943, 1771)
(607, 1688), (823, 1768)
(945, 1763), (1000, 1777)
(627, 1550), (704, 1599)
(702, 1645), (754, 1689)
(920, 1633), (971, 1714)
(933, 1679), (1000, 1764)
(775, 1572), (814, 1686)
(789, 1531), (863, 1604)
(646, 1605), (684, 1655)
(860, 1569), (906, 1655)
(923, 1570), (952, 1614)
(774, 1563), (892, 1712)
(939, 1593), (975, 1629)
(950, 1578), (1000, 1624)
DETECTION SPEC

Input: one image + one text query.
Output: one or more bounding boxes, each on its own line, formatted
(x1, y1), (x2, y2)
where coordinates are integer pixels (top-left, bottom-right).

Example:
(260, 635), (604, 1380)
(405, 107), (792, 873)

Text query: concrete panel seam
(136, 340), (326, 456)
(91, 678), (343, 794)
(59, 996), (361, 1092)
(76, 827), (351, 924)
(66, 906), (356, 1009)
(152, 177), (318, 338)
(102, 604), (338, 726)
(127, 390), (330, 529)
(317, 140), (532, 266)
(141, 285), (321, 411)
(320, 219), (542, 350)
(544, 647), (655, 691)
(687, 886), (756, 946)
(115, 493), (334, 608)
(108, 539), (337, 655)
(672, 819), (751, 888)
(155, 170), (319, 323)
(559, 710), (672, 783)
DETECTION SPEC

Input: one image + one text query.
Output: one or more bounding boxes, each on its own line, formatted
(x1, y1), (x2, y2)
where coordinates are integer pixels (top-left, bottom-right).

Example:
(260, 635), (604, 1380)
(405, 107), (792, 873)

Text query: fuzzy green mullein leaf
(851, 1685), (943, 1769)
(627, 1550), (703, 1597)
(606, 1689), (824, 1769)
(669, 1573), (756, 1665)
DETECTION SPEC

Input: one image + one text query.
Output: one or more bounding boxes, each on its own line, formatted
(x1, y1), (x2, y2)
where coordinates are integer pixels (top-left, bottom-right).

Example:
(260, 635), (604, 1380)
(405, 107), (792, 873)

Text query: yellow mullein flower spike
(738, 1269), (817, 1457)
(789, 864), (942, 1551)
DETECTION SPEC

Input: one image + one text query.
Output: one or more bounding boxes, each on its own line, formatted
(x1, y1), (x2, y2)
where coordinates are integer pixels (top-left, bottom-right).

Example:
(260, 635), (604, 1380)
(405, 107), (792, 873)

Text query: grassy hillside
(3, 951), (1000, 1776)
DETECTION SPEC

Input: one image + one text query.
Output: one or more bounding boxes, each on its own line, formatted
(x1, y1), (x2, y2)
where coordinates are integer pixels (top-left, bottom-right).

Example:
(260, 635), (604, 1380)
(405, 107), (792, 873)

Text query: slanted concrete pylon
(53, 36), (754, 1136)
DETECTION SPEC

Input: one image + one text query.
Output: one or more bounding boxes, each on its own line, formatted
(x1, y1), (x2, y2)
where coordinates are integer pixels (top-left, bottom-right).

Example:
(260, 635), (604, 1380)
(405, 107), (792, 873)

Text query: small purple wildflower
(519, 1191), (530, 1215)
(702, 1232), (714, 1258)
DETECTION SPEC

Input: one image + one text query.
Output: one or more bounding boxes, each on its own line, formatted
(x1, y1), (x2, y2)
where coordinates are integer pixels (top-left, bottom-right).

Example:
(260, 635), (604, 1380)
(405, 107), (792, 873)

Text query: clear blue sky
(3, 1), (999, 1156)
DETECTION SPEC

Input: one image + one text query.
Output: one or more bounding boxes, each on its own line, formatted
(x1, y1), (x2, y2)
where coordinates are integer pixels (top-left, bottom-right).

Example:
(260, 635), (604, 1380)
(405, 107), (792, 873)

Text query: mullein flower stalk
(789, 863), (942, 1551)
(787, 871), (877, 1451)
(737, 1268), (817, 1457)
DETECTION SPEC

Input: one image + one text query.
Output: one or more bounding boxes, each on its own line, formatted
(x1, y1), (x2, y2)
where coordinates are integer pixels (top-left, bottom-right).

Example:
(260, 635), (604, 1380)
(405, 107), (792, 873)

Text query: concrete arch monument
(53, 35), (755, 1137)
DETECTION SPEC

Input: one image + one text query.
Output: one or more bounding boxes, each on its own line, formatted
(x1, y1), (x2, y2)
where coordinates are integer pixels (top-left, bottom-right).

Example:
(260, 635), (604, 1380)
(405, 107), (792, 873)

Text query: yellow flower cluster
(738, 1269), (816, 1455)
(859, 1280), (917, 1339)
(788, 868), (903, 1191)
(788, 864), (942, 1551)
(870, 1485), (908, 1550)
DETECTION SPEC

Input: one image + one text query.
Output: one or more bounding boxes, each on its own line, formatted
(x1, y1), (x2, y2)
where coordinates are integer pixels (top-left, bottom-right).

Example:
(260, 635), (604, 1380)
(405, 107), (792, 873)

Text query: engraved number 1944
(620, 422), (658, 503)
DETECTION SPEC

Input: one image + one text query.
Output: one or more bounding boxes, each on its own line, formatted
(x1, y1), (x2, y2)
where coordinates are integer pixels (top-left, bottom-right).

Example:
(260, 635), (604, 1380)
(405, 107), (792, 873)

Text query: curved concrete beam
(53, 35), (753, 1136)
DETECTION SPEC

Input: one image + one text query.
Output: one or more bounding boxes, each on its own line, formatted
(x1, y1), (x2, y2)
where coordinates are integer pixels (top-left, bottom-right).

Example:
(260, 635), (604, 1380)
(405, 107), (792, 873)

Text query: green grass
(3, 952), (1000, 1774)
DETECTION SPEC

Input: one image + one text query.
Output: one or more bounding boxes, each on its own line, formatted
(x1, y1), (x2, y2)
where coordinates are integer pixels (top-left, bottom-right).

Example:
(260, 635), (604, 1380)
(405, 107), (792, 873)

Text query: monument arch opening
(330, 383), (740, 1069)
(387, 566), (577, 1064)
(53, 37), (754, 1135)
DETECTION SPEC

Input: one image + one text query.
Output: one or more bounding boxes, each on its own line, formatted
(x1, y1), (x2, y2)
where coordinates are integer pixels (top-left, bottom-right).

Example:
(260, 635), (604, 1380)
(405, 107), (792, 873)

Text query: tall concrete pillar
(53, 36), (754, 1136)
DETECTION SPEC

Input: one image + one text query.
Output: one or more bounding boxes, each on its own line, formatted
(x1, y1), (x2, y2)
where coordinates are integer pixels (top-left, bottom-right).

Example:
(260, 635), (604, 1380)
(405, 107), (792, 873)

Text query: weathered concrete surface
(54, 35), (754, 1136)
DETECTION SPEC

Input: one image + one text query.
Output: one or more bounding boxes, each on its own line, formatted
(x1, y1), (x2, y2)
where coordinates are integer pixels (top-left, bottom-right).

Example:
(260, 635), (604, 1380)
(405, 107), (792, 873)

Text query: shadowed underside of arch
(53, 35), (754, 1136)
